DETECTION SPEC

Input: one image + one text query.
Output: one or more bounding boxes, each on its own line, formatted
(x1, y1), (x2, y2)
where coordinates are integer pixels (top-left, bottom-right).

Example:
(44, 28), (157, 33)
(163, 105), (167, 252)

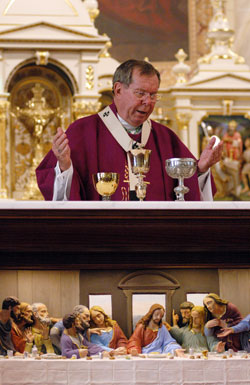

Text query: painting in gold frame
(199, 115), (250, 201)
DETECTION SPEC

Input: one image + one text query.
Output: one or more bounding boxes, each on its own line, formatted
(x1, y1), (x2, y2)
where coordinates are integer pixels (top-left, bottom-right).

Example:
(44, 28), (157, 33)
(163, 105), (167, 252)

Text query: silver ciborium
(129, 149), (151, 201)
(92, 172), (119, 201)
(165, 158), (197, 201)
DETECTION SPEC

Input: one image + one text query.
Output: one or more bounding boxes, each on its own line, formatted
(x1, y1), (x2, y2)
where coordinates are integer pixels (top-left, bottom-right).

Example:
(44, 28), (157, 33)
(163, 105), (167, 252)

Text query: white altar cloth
(1, 357), (250, 385)
(0, 200), (250, 210)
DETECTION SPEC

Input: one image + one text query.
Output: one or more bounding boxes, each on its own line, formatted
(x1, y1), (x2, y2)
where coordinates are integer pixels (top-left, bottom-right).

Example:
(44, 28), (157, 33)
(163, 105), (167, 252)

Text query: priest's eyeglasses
(132, 89), (161, 102)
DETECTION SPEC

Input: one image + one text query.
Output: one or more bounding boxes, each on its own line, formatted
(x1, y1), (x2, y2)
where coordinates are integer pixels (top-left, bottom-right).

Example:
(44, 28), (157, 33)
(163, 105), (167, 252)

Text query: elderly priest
(36, 59), (223, 201)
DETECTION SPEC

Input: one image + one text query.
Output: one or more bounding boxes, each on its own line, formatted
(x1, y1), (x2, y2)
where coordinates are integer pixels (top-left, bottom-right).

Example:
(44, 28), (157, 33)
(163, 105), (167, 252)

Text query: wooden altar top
(0, 201), (249, 269)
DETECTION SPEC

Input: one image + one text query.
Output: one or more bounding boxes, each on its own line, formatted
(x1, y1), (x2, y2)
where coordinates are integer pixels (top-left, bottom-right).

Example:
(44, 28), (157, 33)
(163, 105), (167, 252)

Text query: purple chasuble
(36, 103), (202, 201)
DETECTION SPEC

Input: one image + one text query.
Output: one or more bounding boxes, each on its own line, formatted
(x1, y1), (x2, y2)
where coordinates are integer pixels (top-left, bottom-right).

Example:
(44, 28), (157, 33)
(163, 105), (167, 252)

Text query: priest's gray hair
(73, 304), (88, 316)
(112, 59), (161, 90)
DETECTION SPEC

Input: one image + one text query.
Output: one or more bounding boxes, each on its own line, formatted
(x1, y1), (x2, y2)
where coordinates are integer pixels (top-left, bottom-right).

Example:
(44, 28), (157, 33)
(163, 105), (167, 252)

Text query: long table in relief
(1, 356), (250, 385)
(0, 201), (250, 268)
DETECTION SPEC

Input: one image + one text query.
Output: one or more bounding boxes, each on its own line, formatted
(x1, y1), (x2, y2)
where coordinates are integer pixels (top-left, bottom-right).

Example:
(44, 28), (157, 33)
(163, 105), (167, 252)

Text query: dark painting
(95, 0), (189, 62)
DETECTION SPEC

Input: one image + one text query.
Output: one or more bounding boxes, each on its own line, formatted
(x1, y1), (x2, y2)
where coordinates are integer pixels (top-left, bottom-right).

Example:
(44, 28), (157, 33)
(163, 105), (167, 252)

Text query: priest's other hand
(52, 127), (71, 171)
(197, 137), (223, 174)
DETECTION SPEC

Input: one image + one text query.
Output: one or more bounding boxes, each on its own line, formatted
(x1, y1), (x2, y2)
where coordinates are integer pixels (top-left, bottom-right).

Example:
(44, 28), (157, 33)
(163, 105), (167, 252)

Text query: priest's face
(113, 68), (159, 127)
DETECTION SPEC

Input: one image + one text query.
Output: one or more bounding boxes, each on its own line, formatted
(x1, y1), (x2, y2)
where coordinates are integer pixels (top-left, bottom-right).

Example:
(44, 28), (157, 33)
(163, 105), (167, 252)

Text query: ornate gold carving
(8, 65), (72, 199)
(121, 163), (129, 201)
(85, 65), (94, 90)
(15, 142), (30, 156)
(73, 100), (101, 120)
(99, 37), (112, 58)
(85, 0), (100, 22)
(13, 83), (60, 200)
(0, 100), (9, 199)
(35, 51), (50, 66)
(222, 100), (234, 116)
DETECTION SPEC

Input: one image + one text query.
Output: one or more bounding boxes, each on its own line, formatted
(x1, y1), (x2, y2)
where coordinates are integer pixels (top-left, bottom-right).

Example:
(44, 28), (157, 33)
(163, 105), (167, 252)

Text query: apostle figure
(89, 305), (127, 354)
(0, 296), (21, 356)
(36, 59), (223, 201)
(241, 137), (250, 194)
(170, 306), (225, 353)
(11, 302), (34, 353)
(31, 302), (55, 354)
(61, 313), (108, 358)
(203, 293), (242, 351)
(50, 304), (91, 354)
(127, 303), (184, 356)
(217, 314), (250, 352)
(223, 120), (243, 161)
(172, 301), (194, 328)
(221, 120), (243, 197)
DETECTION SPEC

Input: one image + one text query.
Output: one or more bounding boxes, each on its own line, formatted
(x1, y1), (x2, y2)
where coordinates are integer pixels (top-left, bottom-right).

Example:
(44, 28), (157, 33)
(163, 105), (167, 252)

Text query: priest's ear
(113, 81), (124, 98)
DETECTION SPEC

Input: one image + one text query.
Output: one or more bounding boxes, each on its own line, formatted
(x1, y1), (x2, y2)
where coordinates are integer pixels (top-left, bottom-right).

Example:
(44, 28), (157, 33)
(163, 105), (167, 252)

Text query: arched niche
(7, 62), (74, 199)
(118, 270), (180, 335)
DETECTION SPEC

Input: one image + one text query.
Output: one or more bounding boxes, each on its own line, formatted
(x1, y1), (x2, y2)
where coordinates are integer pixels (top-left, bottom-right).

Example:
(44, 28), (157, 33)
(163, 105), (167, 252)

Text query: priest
(36, 59), (223, 201)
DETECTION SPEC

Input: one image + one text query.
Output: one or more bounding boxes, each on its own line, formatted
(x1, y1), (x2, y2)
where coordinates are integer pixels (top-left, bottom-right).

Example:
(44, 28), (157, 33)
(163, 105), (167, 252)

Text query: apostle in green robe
(170, 306), (225, 353)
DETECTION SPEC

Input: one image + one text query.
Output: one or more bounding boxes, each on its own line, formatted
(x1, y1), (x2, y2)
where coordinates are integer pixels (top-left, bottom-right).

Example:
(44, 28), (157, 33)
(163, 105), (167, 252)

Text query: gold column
(0, 100), (9, 199)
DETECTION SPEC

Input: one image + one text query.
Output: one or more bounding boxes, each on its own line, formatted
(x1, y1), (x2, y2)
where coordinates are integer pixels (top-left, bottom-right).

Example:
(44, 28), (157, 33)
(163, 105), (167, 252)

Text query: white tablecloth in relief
(1, 357), (250, 385)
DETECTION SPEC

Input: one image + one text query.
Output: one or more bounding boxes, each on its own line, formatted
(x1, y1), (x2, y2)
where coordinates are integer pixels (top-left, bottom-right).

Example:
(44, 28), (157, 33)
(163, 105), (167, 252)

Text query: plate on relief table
(147, 353), (167, 358)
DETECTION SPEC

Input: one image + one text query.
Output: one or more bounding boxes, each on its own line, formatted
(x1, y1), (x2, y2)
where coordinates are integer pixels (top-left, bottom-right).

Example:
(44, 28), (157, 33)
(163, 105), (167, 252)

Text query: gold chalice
(92, 172), (119, 201)
(129, 149), (151, 201)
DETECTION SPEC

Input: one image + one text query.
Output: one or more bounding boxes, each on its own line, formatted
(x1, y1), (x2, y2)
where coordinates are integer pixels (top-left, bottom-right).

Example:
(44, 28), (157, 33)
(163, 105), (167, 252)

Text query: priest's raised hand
(198, 137), (223, 174)
(52, 127), (71, 172)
